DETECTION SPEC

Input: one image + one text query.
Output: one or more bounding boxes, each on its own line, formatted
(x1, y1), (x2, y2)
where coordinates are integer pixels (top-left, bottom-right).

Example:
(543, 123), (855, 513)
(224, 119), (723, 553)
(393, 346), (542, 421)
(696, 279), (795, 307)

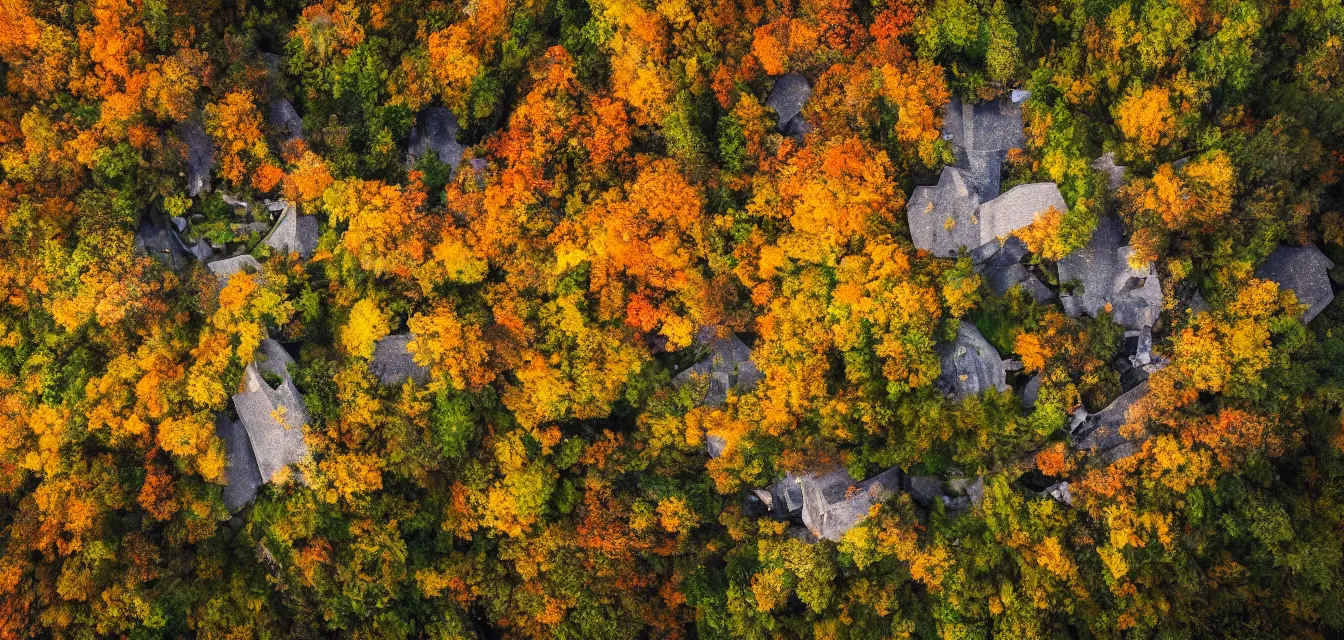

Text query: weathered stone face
(673, 327), (762, 408)
(408, 107), (464, 172)
(765, 72), (812, 133)
(1058, 216), (1163, 331)
(798, 467), (902, 541)
(369, 333), (431, 387)
(942, 97), (1026, 154)
(977, 182), (1066, 245)
(262, 201), (319, 259)
(936, 321), (1008, 400)
(1256, 244), (1336, 324)
(907, 166), (982, 258)
(178, 119), (215, 197)
(1072, 380), (1150, 462)
(216, 413), (263, 513)
(268, 98), (304, 142)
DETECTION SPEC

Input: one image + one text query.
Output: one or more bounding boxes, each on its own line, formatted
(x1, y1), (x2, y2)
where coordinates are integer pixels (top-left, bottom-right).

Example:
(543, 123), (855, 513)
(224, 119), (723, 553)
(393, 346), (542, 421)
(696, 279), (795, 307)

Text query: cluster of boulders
(691, 85), (1340, 540)
(137, 49), (475, 515)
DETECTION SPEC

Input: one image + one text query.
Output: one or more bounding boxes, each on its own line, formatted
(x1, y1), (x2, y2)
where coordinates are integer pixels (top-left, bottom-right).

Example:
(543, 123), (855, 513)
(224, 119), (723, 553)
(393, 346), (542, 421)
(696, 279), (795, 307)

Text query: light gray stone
(178, 119), (215, 197)
(262, 202), (319, 259)
(942, 97), (1026, 153)
(769, 473), (805, 519)
(1092, 151), (1126, 191)
(706, 434), (727, 459)
(369, 333), (431, 387)
(1042, 481), (1072, 506)
(977, 182), (1066, 244)
(765, 72), (812, 133)
(232, 368), (310, 484)
(800, 467), (902, 542)
(408, 107), (464, 172)
(1022, 373), (1042, 408)
(936, 321), (1008, 400)
(1072, 380), (1149, 460)
(255, 339), (295, 382)
(206, 255), (263, 285)
(1256, 244), (1336, 324)
(216, 413), (263, 513)
(1057, 216), (1163, 330)
(907, 166), (981, 258)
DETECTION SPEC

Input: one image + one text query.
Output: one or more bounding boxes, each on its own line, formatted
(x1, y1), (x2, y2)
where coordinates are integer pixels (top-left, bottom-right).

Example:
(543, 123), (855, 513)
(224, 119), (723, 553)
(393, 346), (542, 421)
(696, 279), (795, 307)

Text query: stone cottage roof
(408, 107), (464, 172)
(936, 321), (1008, 400)
(673, 327), (763, 407)
(177, 119), (215, 197)
(907, 166), (981, 258)
(215, 412), (263, 513)
(1256, 244), (1336, 324)
(942, 97), (1026, 154)
(765, 72), (812, 134)
(262, 201), (319, 259)
(369, 333), (431, 387)
(799, 467), (902, 542)
(1072, 380), (1149, 463)
(1058, 216), (1162, 330)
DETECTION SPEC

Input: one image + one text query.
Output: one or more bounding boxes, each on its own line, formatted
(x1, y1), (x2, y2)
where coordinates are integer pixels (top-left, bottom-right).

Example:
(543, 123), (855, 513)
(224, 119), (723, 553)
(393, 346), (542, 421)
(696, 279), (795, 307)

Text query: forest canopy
(1, 0), (1344, 638)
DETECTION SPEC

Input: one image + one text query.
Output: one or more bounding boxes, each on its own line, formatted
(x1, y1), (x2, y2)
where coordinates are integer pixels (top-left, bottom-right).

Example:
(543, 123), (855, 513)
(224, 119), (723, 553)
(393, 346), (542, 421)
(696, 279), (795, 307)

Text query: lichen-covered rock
(942, 97), (1026, 153)
(408, 107), (464, 172)
(765, 72), (812, 133)
(216, 413), (263, 513)
(369, 333), (431, 387)
(799, 467), (902, 541)
(262, 202), (319, 259)
(936, 321), (1008, 400)
(268, 98), (304, 142)
(178, 119), (215, 197)
(1256, 244), (1336, 324)
(1058, 216), (1163, 330)
(907, 166), (981, 258)
(1072, 380), (1150, 462)
(673, 327), (763, 407)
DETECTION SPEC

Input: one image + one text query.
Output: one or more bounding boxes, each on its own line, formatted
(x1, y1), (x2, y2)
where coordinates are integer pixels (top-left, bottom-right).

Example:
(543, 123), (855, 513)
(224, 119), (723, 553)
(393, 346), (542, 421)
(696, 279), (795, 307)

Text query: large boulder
(907, 166), (982, 258)
(408, 107), (464, 172)
(262, 201), (319, 259)
(232, 361), (310, 484)
(1071, 380), (1150, 463)
(942, 97), (1026, 154)
(1256, 244), (1335, 324)
(765, 72), (812, 134)
(215, 413), (263, 513)
(977, 182), (1067, 245)
(673, 327), (763, 407)
(268, 98), (304, 143)
(369, 333), (431, 387)
(134, 216), (196, 271)
(936, 321), (1008, 400)
(177, 119), (215, 197)
(1058, 216), (1162, 330)
(799, 467), (902, 542)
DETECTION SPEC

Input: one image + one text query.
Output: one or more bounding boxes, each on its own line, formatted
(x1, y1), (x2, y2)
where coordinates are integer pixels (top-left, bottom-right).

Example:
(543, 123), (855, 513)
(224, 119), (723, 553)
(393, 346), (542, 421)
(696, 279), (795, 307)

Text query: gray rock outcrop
(673, 327), (763, 407)
(1256, 244), (1335, 324)
(936, 321), (1008, 400)
(408, 107), (464, 172)
(765, 72), (812, 135)
(369, 333), (431, 387)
